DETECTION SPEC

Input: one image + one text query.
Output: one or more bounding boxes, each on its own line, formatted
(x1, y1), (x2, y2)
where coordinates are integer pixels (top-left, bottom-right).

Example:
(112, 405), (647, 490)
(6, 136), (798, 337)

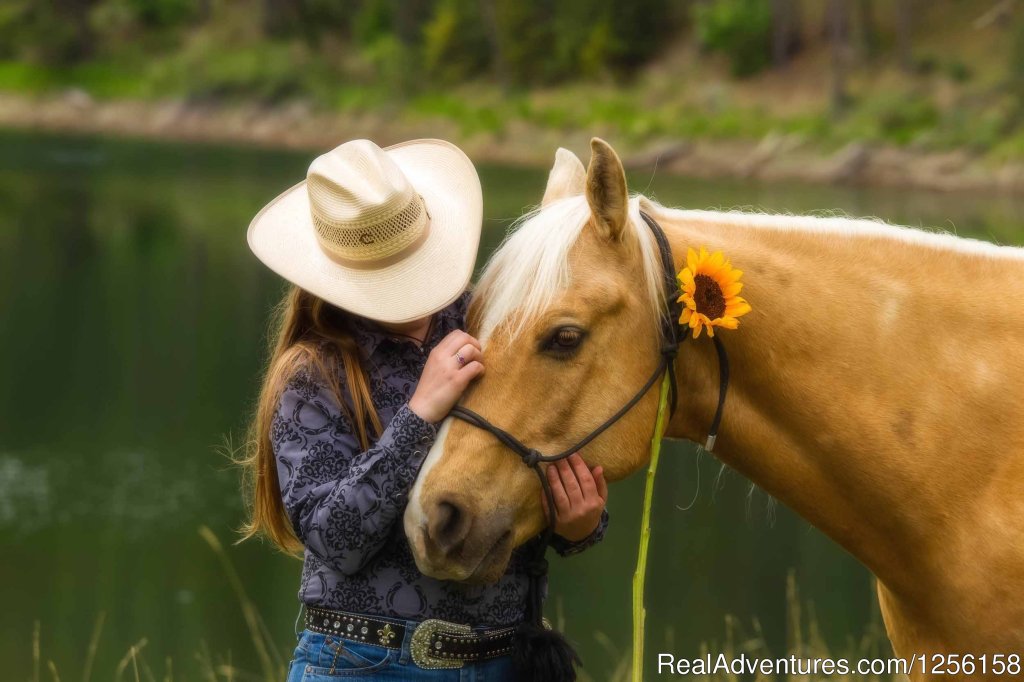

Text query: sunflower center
(693, 274), (726, 319)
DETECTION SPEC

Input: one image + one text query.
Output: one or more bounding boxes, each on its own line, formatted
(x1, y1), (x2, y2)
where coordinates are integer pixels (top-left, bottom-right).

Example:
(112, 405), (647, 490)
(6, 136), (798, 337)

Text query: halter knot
(522, 449), (543, 468)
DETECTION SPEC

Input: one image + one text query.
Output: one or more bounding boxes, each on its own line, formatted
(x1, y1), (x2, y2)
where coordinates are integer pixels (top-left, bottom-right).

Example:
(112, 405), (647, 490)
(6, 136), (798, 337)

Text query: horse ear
(541, 148), (586, 207)
(585, 137), (628, 241)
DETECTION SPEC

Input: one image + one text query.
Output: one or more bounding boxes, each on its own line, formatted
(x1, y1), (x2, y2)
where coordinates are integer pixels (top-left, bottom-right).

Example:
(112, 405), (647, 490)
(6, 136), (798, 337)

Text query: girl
(241, 139), (609, 681)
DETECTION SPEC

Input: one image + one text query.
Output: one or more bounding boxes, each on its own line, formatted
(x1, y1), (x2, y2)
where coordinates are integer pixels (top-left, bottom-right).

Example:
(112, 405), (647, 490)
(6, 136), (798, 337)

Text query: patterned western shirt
(272, 291), (608, 627)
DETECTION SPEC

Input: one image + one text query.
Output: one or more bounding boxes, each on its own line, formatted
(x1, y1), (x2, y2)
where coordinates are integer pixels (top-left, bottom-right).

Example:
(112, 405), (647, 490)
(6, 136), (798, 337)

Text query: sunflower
(677, 246), (751, 339)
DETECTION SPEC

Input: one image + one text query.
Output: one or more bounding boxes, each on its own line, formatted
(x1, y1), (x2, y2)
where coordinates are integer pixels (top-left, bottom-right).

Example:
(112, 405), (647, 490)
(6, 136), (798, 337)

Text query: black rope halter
(449, 210), (730, 628)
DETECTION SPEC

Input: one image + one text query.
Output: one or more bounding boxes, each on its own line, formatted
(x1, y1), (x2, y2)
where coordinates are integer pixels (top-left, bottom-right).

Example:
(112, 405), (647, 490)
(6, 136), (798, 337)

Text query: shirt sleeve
(549, 508), (610, 557)
(272, 369), (436, 575)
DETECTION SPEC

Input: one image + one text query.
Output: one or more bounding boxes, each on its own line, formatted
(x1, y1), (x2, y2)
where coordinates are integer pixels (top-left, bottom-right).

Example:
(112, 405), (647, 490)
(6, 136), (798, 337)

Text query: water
(2, 130), (1022, 679)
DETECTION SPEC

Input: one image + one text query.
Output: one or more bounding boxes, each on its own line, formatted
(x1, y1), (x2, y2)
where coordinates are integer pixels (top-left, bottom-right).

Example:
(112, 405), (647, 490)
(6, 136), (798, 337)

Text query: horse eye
(544, 327), (586, 355)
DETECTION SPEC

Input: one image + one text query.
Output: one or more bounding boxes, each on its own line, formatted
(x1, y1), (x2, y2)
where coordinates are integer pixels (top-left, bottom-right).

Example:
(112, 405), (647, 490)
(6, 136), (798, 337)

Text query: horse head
(403, 139), (669, 583)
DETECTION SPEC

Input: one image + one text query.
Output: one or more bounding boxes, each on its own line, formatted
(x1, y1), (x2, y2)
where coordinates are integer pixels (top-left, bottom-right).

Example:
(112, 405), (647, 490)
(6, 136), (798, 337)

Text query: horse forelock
(472, 194), (666, 346)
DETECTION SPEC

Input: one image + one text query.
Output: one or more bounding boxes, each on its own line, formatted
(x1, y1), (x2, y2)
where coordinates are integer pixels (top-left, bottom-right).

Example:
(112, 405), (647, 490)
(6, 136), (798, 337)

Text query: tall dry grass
(27, 527), (902, 682)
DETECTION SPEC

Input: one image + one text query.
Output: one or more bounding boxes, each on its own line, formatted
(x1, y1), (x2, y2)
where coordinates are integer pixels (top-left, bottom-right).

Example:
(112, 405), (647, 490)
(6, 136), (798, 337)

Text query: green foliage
(148, 40), (328, 104)
(0, 0), (93, 65)
(422, 0), (490, 84)
(694, 0), (772, 78)
(353, 0), (394, 48)
(837, 92), (940, 145)
(944, 59), (972, 84)
(493, 0), (557, 84)
(1009, 18), (1024, 101)
(126, 0), (199, 27)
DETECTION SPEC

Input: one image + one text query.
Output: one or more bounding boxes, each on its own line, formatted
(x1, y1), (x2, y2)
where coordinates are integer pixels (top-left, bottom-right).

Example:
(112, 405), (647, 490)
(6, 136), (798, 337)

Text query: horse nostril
(428, 497), (470, 554)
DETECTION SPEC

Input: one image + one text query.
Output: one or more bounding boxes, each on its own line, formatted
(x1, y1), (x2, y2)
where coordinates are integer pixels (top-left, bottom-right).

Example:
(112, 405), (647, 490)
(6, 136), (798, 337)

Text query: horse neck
(652, 205), (1024, 601)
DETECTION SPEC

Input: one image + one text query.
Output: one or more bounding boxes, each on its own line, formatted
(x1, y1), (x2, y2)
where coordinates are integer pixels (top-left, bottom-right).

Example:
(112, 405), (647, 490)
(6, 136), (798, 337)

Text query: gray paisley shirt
(272, 291), (608, 627)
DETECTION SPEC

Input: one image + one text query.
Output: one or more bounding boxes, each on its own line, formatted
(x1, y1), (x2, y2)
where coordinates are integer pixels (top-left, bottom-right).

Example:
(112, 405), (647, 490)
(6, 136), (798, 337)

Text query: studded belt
(304, 606), (518, 669)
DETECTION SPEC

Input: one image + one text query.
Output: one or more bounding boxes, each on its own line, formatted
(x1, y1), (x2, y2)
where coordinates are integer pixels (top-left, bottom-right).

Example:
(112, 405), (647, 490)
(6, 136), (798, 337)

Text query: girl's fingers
(546, 464), (571, 514)
(593, 465), (608, 502)
(568, 454), (598, 499)
(439, 330), (479, 354)
(454, 343), (481, 367)
(557, 459), (584, 506)
(451, 330), (482, 351)
(460, 360), (484, 378)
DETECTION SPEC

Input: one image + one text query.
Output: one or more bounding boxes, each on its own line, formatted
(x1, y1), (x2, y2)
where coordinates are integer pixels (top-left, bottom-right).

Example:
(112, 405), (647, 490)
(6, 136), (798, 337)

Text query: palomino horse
(403, 138), (1024, 676)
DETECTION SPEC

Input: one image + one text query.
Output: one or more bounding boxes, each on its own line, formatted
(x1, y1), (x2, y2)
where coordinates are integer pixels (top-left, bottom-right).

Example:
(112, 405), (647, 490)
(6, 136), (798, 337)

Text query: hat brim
(247, 139), (482, 324)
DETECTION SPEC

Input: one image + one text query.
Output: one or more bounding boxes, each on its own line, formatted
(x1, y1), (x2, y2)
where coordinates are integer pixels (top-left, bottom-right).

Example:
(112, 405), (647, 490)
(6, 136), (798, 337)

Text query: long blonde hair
(239, 286), (383, 553)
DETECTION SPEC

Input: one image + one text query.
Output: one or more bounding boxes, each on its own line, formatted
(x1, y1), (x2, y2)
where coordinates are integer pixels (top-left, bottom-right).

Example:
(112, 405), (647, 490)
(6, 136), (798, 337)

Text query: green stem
(631, 373), (671, 682)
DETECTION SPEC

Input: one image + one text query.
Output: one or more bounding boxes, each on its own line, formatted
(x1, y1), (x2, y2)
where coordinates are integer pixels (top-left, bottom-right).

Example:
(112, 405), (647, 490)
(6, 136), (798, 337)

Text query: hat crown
(306, 140), (427, 262)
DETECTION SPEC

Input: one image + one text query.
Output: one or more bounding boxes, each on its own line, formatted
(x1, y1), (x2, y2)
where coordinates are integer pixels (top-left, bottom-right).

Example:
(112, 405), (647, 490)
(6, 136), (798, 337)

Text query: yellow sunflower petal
(722, 268), (743, 283)
(725, 299), (752, 317)
(722, 282), (743, 298)
(686, 248), (698, 273)
(716, 317), (739, 329)
(679, 308), (692, 324)
(696, 247), (710, 268)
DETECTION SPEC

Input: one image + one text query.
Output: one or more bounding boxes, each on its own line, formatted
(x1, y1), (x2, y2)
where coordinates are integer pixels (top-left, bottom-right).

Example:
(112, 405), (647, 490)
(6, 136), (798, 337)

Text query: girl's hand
(409, 330), (484, 423)
(542, 454), (608, 542)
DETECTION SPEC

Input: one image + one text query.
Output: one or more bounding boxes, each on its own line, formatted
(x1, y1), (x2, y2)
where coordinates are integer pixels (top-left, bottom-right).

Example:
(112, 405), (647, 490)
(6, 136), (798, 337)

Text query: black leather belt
(305, 606), (517, 670)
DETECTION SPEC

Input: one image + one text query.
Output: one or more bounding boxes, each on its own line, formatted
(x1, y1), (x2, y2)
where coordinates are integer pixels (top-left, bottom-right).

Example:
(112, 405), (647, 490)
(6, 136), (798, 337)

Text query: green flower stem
(631, 372), (671, 681)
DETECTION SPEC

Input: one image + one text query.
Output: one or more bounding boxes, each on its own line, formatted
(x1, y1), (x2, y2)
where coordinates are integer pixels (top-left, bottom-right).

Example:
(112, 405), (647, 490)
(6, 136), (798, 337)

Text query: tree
(827, 0), (851, 114)
(771, 0), (803, 67)
(895, 0), (913, 72)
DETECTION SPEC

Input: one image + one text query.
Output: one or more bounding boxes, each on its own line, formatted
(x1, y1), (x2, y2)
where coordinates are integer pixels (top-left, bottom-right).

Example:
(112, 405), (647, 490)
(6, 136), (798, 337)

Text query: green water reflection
(2, 131), (1021, 678)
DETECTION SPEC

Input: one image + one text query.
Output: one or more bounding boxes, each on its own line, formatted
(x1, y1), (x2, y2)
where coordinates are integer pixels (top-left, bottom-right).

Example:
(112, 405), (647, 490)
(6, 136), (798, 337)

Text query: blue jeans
(285, 628), (515, 681)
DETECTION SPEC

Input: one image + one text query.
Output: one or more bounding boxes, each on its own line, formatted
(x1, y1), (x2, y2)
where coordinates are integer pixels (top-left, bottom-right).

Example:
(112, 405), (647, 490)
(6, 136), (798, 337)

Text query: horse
(402, 138), (1024, 677)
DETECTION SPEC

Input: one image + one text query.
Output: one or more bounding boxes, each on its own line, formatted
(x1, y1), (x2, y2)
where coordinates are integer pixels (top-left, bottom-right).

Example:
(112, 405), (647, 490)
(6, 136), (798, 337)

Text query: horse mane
(649, 203), (1024, 261)
(473, 194), (666, 345)
(473, 194), (1024, 346)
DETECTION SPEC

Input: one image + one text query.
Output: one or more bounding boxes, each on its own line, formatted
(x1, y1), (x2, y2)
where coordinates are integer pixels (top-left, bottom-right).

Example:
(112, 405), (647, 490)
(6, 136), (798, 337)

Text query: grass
(25, 527), (902, 682)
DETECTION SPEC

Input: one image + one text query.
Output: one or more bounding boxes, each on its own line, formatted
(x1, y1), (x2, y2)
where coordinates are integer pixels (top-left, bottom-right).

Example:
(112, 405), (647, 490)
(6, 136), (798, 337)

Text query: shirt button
(419, 436), (431, 445)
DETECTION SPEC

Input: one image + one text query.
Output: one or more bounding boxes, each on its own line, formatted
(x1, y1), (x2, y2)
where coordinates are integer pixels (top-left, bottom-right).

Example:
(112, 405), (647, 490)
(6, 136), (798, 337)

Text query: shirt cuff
(387, 403), (437, 491)
(550, 508), (609, 557)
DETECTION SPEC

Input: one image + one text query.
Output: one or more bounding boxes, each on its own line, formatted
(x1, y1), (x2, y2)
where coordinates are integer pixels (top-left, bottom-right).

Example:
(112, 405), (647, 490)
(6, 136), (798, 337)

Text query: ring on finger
(456, 352), (466, 367)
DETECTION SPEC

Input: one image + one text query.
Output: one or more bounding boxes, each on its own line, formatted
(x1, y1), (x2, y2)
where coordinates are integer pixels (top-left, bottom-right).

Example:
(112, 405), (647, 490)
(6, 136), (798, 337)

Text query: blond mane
(473, 195), (1024, 346)
(474, 194), (666, 345)
(648, 203), (1024, 261)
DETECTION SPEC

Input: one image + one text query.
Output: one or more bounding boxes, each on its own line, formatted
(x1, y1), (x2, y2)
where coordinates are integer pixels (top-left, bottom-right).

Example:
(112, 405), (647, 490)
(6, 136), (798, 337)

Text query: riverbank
(5, 90), (1024, 194)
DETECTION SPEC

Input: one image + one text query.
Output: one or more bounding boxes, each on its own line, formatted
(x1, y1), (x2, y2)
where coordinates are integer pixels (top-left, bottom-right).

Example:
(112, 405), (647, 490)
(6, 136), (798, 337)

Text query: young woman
(242, 139), (610, 681)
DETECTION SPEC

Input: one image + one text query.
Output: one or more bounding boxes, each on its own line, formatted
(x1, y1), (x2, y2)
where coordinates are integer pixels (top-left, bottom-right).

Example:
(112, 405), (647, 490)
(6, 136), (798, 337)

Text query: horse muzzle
(406, 492), (516, 584)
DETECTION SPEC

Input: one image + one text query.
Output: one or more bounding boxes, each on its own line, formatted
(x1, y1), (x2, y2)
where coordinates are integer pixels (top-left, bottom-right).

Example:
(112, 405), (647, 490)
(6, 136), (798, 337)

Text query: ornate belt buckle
(410, 618), (472, 669)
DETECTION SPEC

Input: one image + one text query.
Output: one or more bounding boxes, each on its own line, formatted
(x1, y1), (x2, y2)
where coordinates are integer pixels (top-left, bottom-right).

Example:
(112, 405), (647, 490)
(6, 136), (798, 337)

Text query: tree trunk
(479, 0), (509, 90)
(771, 0), (803, 67)
(895, 0), (913, 72)
(827, 0), (851, 115)
(856, 0), (879, 59)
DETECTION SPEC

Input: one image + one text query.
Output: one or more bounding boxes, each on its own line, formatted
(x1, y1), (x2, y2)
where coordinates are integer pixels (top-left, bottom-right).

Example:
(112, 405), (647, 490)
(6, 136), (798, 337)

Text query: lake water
(2, 131), (1022, 680)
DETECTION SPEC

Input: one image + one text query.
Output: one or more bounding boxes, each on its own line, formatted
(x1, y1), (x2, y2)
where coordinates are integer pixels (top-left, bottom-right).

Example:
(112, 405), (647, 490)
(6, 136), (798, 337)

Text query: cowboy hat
(247, 139), (482, 323)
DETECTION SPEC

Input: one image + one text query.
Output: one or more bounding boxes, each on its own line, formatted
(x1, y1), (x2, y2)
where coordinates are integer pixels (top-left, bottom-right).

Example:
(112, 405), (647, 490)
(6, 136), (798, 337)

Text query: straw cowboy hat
(247, 139), (482, 323)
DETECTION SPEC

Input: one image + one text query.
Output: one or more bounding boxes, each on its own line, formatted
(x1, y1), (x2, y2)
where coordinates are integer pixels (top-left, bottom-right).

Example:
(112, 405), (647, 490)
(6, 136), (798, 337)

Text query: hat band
(318, 204), (432, 270)
(312, 194), (428, 263)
